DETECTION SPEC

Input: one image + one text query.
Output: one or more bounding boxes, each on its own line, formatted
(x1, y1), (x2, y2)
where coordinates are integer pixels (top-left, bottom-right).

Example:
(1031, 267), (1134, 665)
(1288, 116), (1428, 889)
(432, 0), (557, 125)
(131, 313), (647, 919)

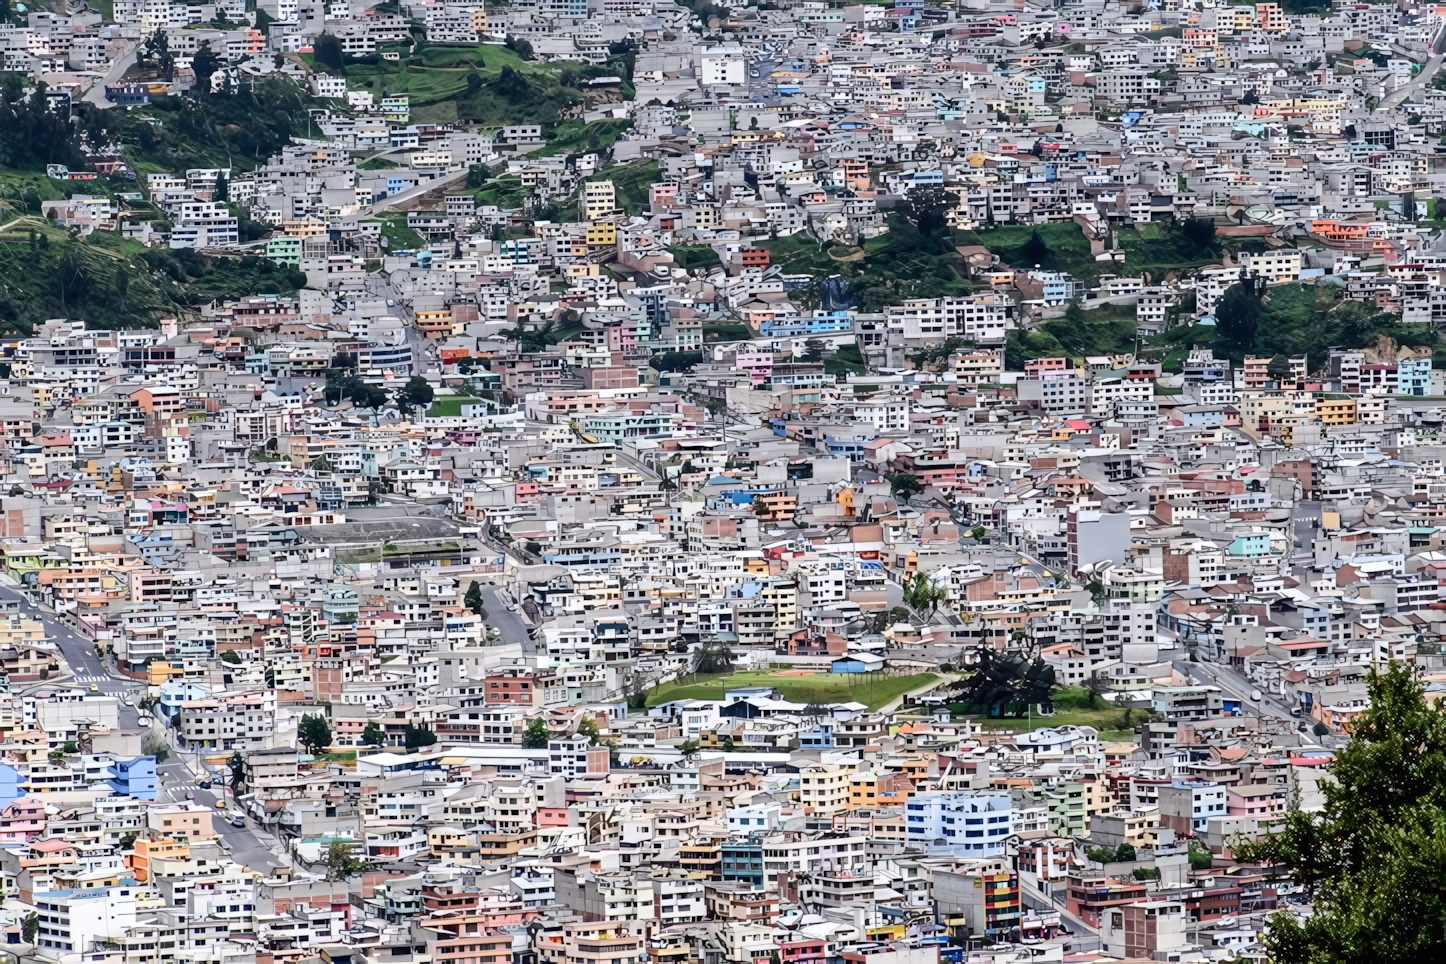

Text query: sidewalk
(876, 672), (958, 716)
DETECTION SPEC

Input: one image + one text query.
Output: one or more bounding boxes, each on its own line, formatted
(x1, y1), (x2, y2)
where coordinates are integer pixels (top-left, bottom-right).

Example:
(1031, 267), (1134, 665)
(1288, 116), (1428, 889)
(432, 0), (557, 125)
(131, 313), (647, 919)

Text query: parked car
(231, 814), (246, 828)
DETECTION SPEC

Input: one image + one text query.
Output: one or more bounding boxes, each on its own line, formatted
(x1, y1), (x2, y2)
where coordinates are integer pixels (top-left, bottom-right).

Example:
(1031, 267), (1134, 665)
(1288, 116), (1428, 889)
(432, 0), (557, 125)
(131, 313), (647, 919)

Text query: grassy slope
(427, 396), (483, 417)
(648, 670), (939, 711)
(951, 685), (1137, 740)
(962, 222), (1100, 282)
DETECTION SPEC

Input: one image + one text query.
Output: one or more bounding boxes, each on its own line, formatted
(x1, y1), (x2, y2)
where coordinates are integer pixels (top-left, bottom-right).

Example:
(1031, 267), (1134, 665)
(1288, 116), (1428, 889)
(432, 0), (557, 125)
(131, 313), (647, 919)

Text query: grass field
(648, 670), (939, 711)
(376, 213), (425, 251)
(428, 396), (484, 417)
(950, 686), (1140, 742)
(961, 222), (1101, 282)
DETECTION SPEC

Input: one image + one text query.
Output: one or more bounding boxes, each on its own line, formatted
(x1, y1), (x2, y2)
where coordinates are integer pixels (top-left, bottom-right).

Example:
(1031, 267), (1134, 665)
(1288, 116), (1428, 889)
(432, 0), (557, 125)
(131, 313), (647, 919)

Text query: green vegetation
(472, 172), (530, 210)
(962, 221), (1100, 282)
(1010, 281), (1443, 376)
(952, 686), (1131, 732)
(535, 119), (633, 157)
(647, 670), (940, 711)
(1235, 665), (1446, 962)
(669, 244), (722, 270)
(1007, 300), (1138, 367)
(376, 213), (425, 251)
(1117, 218), (1221, 276)
(0, 220), (305, 332)
(763, 215), (979, 312)
(704, 322), (752, 342)
(426, 396), (484, 417)
(825, 343), (866, 376)
(1213, 281), (1435, 370)
(589, 161), (659, 215)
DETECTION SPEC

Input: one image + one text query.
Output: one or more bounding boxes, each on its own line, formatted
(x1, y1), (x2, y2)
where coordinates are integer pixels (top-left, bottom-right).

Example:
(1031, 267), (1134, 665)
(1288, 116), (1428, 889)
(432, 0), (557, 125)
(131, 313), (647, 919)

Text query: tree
(313, 33), (345, 72)
(395, 375), (434, 415)
(1115, 842), (1136, 862)
(1234, 664), (1446, 962)
(679, 738), (699, 755)
(192, 42), (218, 96)
(297, 713), (332, 755)
(904, 571), (948, 619)
(114, 266), (129, 313)
(214, 171), (228, 202)
(954, 647), (1057, 717)
(1188, 839), (1213, 871)
(1180, 216), (1217, 251)
(901, 185), (960, 249)
(227, 751), (245, 793)
(625, 673), (648, 711)
(1215, 281), (1262, 351)
(523, 717), (550, 749)
(504, 35), (534, 60)
(221, 650), (241, 664)
(1021, 228), (1049, 265)
(325, 840), (365, 880)
(464, 580), (485, 616)
(403, 723), (437, 751)
(801, 339), (825, 363)
(886, 472), (923, 503)
(361, 721), (386, 747)
(346, 378), (388, 411)
(691, 639), (736, 676)
(142, 729), (169, 763)
(22, 911), (36, 944)
(577, 715), (601, 746)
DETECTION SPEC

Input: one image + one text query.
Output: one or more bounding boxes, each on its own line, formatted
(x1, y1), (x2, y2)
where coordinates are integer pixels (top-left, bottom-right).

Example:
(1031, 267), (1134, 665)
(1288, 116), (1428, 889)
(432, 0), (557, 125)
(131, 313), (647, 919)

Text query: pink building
(0, 797), (46, 844)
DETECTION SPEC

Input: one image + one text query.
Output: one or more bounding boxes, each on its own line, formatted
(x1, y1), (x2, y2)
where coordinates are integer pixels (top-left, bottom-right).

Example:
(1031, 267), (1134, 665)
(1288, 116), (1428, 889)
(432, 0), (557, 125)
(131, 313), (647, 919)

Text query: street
(1020, 879), (1101, 951)
(82, 43), (139, 108)
(0, 579), (287, 871)
(1173, 657), (1297, 722)
(0, 583), (139, 695)
(1377, 29), (1446, 112)
(482, 587), (535, 652)
(157, 755), (288, 873)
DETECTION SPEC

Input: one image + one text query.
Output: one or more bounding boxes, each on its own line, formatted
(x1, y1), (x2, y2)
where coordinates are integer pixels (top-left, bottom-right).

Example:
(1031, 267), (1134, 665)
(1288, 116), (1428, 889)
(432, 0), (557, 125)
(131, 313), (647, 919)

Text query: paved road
(370, 169), (470, 214)
(0, 583), (140, 696)
(83, 43), (139, 108)
(1173, 657), (1296, 722)
(1291, 499), (1322, 566)
(1021, 879), (1101, 951)
(158, 754), (287, 873)
(482, 587), (535, 652)
(1378, 30), (1446, 111)
(876, 673), (957, 715)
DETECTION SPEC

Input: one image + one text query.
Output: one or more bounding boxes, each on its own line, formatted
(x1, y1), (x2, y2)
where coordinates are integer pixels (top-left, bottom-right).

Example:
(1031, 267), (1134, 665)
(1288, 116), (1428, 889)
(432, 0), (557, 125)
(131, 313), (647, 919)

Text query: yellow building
(1315, 396), (1357, 426)
(581, 180), (617, 221)
(585, 221), (617, 247)
(799, 763), (855, 815)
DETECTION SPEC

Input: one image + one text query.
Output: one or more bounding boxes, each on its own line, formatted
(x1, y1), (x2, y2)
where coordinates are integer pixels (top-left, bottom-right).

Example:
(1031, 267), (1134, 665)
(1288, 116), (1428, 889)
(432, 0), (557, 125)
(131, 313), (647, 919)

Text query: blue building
(831, 653), (885, 674)
(106, 756), (157, 800)
(0, 762), (24, 807)
(799, 721), (834, 748)
(905, 791), (1013, 857)
(1399, 357), (1433, 396)
(721, 836), (765, 886)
